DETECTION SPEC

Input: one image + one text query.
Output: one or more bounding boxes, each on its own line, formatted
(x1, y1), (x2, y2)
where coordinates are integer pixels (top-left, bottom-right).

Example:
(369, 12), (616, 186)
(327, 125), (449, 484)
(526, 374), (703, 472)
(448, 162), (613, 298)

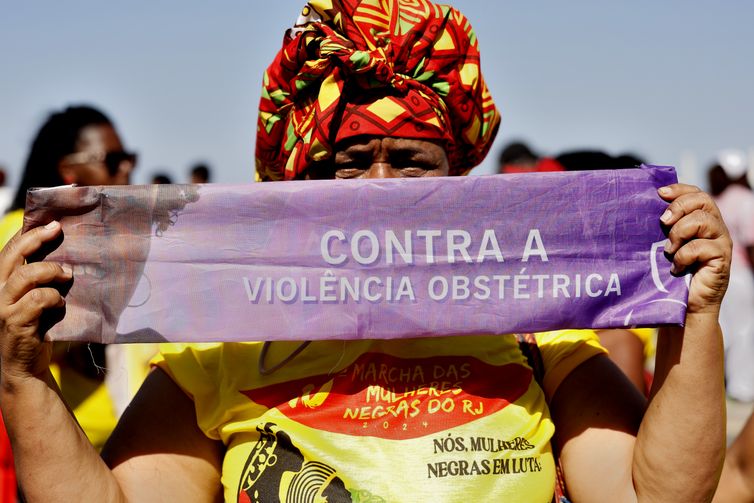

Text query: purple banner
(23, 165), (688, 343)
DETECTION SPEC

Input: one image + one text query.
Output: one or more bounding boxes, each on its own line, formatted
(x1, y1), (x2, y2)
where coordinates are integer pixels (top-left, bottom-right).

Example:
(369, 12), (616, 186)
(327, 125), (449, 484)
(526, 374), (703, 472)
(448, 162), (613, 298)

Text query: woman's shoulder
(154, 342), (262, 380)
(532, 329), (607, 399)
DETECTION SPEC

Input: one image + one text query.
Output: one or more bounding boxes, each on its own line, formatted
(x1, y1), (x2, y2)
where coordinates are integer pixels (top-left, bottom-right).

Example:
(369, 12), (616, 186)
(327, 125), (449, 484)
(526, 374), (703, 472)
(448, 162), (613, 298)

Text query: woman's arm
(0, 223), (223, 502)
(551, 184), (730, 502)
(102, 367), (225, 502)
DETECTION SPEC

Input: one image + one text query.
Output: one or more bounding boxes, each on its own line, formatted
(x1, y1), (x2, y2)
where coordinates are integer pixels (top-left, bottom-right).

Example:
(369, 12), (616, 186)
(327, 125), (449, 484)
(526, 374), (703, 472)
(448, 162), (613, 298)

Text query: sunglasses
(60, 150), (138, 176)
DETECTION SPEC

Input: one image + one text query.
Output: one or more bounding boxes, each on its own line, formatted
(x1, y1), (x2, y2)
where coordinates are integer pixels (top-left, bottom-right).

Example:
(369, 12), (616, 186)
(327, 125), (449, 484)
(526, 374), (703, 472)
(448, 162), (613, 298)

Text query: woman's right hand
(0, 221), (71, 381)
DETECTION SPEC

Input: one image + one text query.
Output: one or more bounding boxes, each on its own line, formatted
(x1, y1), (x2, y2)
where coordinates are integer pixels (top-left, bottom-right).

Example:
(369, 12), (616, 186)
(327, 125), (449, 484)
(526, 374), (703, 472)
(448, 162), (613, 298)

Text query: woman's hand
(0, 222), (71, 381)
(659, 183), (732, 315)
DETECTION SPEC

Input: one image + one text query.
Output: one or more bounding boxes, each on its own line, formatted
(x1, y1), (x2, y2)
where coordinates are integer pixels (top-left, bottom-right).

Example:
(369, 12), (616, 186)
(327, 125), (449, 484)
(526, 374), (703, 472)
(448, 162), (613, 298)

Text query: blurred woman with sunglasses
(1, 105), (136, 242)
(0, 106), (138, 495)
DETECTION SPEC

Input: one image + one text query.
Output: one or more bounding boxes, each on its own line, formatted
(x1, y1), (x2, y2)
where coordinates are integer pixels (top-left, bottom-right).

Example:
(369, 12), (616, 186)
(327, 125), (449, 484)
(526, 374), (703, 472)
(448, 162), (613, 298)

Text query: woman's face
(308, 137), (450, 179)
(59, 124), (136, 186)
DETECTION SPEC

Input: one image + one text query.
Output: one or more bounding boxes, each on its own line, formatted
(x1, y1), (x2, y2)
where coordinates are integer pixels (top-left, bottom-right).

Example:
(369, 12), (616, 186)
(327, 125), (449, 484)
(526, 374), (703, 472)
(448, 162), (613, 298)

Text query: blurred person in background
(150, 172), (173, 184)
(708, 149), (754, 402)
(715, 150), (754, 499)
(0, 167), (12, 214)
(555, 149), (644, 171)
(0, 105), (135, 245)
(0, 104), (149, 454)
(497, 140), (564, 174)
(0, 104), (137, 502)
(189, 162), (211, 183)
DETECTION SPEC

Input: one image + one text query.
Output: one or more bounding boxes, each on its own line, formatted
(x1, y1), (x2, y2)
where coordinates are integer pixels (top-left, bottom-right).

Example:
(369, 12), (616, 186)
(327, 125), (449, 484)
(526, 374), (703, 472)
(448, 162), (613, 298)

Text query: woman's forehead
(76, 124), (122, 152)
(335, 136), (446, 154)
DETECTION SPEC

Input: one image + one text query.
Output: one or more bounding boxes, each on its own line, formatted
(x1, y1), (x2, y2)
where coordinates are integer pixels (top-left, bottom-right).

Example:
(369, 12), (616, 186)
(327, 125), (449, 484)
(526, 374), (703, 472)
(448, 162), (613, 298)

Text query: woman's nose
(365, 162), (399, 179)
(115, 159), (136, 185)
(120, 158), (137, 174)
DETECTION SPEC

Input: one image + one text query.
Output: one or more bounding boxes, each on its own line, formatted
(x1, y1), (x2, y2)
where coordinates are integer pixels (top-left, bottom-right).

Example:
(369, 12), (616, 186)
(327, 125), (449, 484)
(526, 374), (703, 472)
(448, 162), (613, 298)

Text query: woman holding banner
(0, 2), (733, 502)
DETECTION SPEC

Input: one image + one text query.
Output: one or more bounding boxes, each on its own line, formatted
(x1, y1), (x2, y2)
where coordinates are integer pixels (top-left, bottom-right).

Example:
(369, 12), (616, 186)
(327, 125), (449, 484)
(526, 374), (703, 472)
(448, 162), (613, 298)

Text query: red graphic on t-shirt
(241, 353), (532, 440)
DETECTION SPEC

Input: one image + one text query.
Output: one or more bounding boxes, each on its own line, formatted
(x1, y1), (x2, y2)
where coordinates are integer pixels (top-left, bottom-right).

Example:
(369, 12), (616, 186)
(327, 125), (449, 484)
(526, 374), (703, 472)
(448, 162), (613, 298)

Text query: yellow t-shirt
(630, 328), (657, 360)
(155, 331), (604, 503)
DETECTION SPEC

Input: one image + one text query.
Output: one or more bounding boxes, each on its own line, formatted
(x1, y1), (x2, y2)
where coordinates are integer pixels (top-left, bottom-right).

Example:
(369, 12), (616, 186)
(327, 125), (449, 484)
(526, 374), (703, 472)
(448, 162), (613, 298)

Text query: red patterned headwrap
(255, 0), (500, 180)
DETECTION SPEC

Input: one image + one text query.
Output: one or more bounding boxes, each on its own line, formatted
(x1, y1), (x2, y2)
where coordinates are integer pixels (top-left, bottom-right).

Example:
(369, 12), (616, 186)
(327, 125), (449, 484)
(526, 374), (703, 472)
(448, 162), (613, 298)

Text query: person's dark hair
(151, 173), (173, 185)
(614, 153), (645, 168)
(190, 163), (211, 183)
(707, 164), (731, 197)
(555, 150), (645, 171)
(498, 141), (538, 169)
(9, 105), (113, 212)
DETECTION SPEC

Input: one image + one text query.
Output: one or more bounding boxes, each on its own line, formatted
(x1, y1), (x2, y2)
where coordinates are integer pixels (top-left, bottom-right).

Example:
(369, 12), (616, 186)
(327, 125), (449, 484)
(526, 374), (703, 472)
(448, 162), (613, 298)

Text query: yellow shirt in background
(48, 363), (117, 451)
(0, 209), (23, 249)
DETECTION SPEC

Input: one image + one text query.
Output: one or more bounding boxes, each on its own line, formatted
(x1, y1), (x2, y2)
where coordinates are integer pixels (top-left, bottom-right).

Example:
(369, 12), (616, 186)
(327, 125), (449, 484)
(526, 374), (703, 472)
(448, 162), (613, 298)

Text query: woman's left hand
(659, 183), (732, 315)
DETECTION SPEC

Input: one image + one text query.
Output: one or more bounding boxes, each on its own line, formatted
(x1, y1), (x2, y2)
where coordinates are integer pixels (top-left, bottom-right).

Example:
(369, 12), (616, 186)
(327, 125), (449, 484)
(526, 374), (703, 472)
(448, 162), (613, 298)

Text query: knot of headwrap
(256, 0), (500, 180)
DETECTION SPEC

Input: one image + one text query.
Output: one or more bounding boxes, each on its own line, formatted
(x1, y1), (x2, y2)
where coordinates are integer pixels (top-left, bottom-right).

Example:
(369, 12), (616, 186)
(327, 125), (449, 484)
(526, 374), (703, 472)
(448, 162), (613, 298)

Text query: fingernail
(663, 240), (672, 253)
(658, 187), (671, 196)
(670, 263), (678, 274)
(44, 221), (59, 230)
(660, 209), (672, 224)
(61, 264), (72, 277)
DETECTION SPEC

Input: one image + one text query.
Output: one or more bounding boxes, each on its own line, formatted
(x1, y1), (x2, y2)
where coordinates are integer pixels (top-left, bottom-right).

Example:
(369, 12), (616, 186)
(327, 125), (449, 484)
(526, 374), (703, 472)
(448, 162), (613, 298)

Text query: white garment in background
(0, 187), (12, 214)
(716, 184), (754, 401)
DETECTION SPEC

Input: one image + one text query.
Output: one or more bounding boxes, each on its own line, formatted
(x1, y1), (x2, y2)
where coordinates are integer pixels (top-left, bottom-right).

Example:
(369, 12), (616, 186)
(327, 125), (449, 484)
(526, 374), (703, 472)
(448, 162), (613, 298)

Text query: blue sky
(1, 1), (752, 187)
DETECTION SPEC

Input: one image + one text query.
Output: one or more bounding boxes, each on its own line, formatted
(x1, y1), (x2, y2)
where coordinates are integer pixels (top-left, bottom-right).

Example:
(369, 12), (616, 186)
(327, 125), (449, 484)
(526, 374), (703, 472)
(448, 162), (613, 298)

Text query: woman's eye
(334, 167), (366, 179)
(399, 166), (431, 177)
